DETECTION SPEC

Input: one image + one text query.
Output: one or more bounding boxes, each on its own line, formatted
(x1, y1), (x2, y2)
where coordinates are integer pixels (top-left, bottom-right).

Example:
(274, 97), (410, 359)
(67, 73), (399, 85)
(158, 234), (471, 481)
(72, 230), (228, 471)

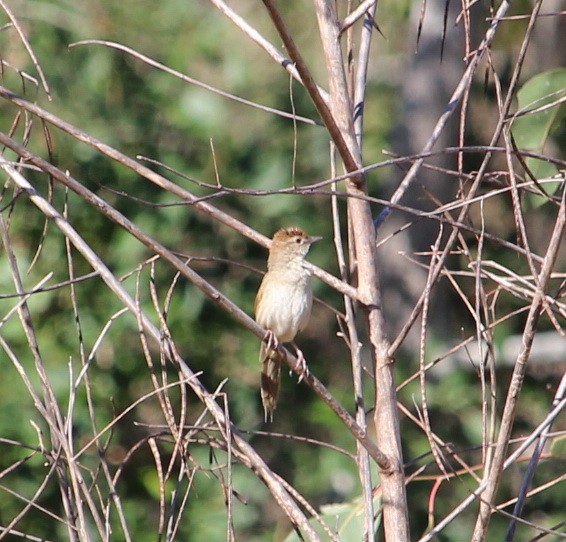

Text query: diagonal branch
(262, 0), (361, 179)
(0, 85), (358, 303)
(70, 40), (317, 126)
(0, 130), (389, 471)
(208, 0), (329, 102)
(471, 188), (566, 539)
(386, 0), (512, 213)
(0, 155), (325, 541)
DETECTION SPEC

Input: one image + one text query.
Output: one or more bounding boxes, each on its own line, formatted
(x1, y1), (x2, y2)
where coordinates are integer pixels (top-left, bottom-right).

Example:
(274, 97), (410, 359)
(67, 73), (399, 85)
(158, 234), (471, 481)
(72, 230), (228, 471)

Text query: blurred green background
(1, 0), (565, 540)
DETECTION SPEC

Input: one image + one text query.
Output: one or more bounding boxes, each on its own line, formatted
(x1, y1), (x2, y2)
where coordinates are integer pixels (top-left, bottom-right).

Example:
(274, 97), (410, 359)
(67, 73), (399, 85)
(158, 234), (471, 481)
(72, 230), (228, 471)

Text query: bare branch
(70, 40), (318, 126)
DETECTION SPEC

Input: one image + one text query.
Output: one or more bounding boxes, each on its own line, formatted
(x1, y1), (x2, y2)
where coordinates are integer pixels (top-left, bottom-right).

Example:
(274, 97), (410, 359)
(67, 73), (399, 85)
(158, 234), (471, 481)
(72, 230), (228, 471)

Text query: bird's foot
(263, 330), (279, 352)
(294, 347), (309, 383)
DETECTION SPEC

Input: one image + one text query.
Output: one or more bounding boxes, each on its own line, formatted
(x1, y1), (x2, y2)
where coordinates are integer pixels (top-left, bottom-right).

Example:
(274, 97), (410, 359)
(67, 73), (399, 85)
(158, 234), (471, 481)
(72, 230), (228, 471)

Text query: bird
(254, 227), (321, 421)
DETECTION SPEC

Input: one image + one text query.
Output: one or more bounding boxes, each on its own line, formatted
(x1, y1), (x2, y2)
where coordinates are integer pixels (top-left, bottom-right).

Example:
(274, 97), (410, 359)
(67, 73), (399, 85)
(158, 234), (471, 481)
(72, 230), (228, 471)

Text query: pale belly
(256, 280), (312, 342)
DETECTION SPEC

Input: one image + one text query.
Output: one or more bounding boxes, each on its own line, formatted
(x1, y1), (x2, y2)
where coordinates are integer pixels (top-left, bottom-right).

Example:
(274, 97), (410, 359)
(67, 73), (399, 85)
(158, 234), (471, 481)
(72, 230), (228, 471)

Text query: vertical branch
(261, 0), (359, 175)
(331, 143), (375, 541)
(312, 0), (361, 169)
(353, 2), (378, 148)
(261, 0), (409, 536)
(349, 14), (381, 536)
(311, 2), (410, 540)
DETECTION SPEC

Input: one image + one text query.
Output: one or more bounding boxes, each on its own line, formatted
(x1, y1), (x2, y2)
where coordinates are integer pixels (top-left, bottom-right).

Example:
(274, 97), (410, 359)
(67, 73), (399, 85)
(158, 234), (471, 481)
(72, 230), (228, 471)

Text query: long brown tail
(260, 343), (282, 422)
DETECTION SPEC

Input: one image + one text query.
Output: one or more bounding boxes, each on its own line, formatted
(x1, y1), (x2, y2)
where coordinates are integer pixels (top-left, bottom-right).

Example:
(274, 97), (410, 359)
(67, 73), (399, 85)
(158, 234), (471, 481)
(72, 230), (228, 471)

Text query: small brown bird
(254, 227), (321, 421)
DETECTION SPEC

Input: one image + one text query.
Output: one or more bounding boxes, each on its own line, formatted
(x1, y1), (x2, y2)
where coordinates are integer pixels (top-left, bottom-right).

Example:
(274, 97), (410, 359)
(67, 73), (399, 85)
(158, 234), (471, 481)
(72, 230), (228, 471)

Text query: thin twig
(0, 0), (51, 97)
(207, 0), (329, 102)
(471, 188), (566, 540)
(70, 40), (317, 126)
(0, 88), (359, 302)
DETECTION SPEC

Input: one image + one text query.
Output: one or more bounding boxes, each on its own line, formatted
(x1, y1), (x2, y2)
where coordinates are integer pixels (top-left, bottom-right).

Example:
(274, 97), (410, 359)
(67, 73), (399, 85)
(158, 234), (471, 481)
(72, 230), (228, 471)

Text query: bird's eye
(295, 238), (302, 244)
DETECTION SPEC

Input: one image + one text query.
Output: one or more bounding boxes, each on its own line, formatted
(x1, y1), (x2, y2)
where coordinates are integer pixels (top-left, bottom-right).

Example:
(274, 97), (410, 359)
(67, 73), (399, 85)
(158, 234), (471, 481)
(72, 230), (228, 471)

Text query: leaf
(510, 68), (566, 209)
(513, 68), (566, 150)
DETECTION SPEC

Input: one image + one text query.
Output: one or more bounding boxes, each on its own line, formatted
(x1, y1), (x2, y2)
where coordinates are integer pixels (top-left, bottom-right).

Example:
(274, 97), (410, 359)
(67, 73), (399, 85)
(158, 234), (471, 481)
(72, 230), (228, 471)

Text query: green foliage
(1, 0), (564, 540)
(510, 68), (566, 209)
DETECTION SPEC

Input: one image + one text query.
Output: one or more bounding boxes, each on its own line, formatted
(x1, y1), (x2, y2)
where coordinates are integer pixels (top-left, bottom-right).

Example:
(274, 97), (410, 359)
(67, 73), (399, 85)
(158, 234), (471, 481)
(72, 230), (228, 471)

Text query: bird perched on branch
(254, 227), (321, 422)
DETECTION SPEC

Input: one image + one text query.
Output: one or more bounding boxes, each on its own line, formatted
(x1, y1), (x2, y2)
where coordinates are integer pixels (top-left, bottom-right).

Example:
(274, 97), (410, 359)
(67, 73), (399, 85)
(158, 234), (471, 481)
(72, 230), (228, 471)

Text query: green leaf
(510, 69), (566, 209)
(513, 68), (566, 150)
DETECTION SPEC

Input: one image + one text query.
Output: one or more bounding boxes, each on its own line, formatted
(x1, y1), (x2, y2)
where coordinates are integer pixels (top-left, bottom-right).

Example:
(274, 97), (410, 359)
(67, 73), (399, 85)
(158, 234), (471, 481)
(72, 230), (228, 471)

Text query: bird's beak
(309, 235), (322, 244)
